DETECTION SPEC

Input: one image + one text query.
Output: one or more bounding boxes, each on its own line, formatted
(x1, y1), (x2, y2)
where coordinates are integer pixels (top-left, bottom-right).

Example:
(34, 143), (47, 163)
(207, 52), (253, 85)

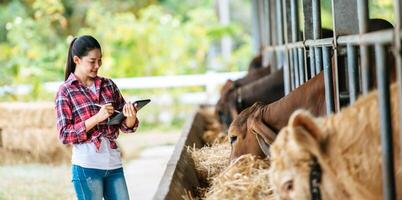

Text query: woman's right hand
(95, 103), (115, 123)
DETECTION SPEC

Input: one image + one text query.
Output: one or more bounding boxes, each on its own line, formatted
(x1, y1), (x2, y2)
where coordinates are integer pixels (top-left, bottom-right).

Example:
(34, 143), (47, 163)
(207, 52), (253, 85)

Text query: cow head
(269, 110), (336, 200)
(216, 81), (239, 130)
(228, 102), (276, 161)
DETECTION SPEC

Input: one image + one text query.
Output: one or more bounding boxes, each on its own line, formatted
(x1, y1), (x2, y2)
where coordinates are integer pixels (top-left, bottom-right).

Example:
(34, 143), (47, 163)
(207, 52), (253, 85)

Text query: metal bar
(305, 38), (333, 47)
(303, 0), (314, 40)
(290, 0), (299, 42)
(347, 45), (359, 103)
(266, 0), (272, 46)
(357, 0), (369, 94)
(360, 46), (370, 93)
(331, 0), (341, 112)
(375, 44), (396, 200)
(282, 0), (291, 95)
(293, 48), (300, 88)
(289, 49), (295, 90)
(357, 0), (368, 33)
(337, 29), (394, 45)
(298, 48), (305, 84)
(393, 0), (402, 171)
(276, 0), (284, 45)
(314, 47), (322, 73)
(323, 47), (334, 114)
(285, 0), (292, 43)
(309, 47), (316, 78)
(270, 0), (278, 46)
(263, 33), (398, 51)
(312, 0), (321, 39)
(333, 0), (358, 35)
(284, 49), (291, 94)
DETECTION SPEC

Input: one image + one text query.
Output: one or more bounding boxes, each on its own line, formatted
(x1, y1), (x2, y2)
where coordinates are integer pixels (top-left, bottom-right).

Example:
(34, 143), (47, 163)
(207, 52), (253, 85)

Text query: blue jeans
(72, 165), (130, 200)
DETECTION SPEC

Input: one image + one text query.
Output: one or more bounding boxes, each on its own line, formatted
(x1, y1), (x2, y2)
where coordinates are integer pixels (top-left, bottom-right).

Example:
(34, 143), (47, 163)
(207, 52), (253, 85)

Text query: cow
(217, 68), (285, 129)
(216, 55), (272, 128)
(269, 82), (401, 200)
(228, 71), (326, 161)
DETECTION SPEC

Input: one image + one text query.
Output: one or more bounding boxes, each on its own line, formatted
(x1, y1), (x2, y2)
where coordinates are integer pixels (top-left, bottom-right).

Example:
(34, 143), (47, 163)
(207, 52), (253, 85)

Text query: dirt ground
(0, 130), (180, 200)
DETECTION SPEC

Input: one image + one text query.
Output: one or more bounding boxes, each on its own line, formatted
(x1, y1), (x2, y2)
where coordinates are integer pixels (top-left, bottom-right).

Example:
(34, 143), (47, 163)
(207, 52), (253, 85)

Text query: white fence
(0, 71), (247, 104)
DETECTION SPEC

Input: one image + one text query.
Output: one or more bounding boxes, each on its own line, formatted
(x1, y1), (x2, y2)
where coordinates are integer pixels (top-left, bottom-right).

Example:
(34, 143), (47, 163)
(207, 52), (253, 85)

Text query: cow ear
(288, 110), (322, 141)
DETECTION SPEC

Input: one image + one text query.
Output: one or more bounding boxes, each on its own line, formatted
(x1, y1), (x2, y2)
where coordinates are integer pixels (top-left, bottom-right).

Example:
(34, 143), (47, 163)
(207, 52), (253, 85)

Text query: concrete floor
(125, 145), (175, 200)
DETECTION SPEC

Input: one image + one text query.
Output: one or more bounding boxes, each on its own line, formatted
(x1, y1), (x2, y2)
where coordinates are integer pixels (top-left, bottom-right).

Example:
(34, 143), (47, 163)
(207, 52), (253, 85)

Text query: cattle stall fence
(252, 0), (401, 199)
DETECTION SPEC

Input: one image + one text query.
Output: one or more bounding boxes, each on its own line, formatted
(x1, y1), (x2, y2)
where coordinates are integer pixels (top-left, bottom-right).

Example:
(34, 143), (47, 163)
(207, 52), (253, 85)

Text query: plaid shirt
(55, 73), (139, 151)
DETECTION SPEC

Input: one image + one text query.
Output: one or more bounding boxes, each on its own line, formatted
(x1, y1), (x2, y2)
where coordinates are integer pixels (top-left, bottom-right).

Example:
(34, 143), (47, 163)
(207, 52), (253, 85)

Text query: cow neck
(260, 72), (326, 133)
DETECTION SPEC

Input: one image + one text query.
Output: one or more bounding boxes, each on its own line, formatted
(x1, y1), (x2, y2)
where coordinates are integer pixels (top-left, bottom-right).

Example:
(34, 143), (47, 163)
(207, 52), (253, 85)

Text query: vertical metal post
(298, 48), (305, 84)
(265, 0), (272, 46)
(357, 0), (370, 94)
(276, 0), (284, 45)
(347, 44), (359, 103)
(303, 0), (314, 40)
(315, 47), (322, 73)
(290, 0), (299, 89)
(293, 48), (300, 88)
(392, 0), (402, 168)
(290, 0), (299, 42)
(302, 0), (313, 82)
(331, 0), (340, 112)
(283, 0), (291, 95)
(284, 49), (291, 94)
(312, 0), (322, 77)
(275, 0), (284, 71)
(312, 0), (322, 40)
(333, 0), (359, 35)
(323, 47), (334, 114)
(289, 49), (295, 90)
(310, 48), (316, 78)
(375, 44), (396, 200)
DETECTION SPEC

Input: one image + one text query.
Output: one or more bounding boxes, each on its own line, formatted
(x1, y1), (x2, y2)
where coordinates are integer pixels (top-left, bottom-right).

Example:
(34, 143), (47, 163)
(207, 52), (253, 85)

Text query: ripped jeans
(72, 165), (130, 200)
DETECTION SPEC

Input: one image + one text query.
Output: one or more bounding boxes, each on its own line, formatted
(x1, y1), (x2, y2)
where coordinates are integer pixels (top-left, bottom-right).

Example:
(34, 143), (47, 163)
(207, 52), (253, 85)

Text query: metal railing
(253, 0), (400, 199)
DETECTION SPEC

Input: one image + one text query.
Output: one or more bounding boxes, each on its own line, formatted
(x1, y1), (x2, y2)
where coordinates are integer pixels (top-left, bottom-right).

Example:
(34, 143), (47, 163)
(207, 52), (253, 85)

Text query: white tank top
(71, 84), (122, 170)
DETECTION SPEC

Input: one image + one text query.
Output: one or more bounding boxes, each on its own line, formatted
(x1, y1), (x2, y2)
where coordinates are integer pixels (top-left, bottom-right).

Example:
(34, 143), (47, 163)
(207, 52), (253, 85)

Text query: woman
(55, 35), (137, 200)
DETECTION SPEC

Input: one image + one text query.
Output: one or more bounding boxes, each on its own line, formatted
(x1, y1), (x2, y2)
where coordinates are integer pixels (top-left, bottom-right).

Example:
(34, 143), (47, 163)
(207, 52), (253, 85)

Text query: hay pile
(0, 102), (71, 164)
(188, 142), (231, 182)
(205, 155), (277, 200)
(187, 106), (277, 200)
(198, 107), (227, 144)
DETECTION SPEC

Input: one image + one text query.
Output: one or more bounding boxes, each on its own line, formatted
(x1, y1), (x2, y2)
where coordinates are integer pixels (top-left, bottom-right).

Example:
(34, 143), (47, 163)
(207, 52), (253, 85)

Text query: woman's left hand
(122, 101), (137, 128)
(123, 101), (137, 119)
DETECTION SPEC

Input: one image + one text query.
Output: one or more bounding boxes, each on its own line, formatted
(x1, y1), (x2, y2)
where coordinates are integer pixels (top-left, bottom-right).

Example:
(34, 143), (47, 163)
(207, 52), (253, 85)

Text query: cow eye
(229, 136), (237, 144)
(283, 180), (293, 192)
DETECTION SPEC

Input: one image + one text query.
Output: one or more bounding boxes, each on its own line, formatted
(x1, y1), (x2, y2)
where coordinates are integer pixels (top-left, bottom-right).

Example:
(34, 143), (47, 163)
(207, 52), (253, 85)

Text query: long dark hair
(65, 35), (101, 81)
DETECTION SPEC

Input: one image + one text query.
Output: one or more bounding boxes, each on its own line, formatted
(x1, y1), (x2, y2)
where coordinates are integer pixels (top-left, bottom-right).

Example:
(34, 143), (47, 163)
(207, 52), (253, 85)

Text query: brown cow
(218, 68), (285, 129)
(229, 71), (326, 160)
(270, 83), (401, 200)
(216, 55), (272, 127)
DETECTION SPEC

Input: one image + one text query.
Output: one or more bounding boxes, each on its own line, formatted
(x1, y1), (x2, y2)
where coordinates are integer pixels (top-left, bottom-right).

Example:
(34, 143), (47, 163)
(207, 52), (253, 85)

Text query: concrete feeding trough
(154, 106), (209, 200)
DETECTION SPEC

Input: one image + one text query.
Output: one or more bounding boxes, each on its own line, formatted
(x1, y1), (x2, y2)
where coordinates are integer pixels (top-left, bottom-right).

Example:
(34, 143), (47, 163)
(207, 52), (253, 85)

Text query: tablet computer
(107, 99), (151, 125)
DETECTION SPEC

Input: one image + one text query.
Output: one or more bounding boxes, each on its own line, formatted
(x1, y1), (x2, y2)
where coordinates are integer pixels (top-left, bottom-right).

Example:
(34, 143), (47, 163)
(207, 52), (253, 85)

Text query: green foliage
(0, 0), (252, 101)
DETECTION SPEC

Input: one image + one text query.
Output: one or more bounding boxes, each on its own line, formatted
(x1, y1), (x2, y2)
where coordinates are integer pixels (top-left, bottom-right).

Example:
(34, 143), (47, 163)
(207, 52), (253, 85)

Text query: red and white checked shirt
(55, 73), (139, 151)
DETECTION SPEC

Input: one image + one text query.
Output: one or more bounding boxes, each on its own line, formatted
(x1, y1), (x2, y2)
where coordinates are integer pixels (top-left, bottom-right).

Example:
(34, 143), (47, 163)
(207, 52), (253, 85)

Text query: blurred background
(0, 0), (394, 199)
(0, 0), (253, 199)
